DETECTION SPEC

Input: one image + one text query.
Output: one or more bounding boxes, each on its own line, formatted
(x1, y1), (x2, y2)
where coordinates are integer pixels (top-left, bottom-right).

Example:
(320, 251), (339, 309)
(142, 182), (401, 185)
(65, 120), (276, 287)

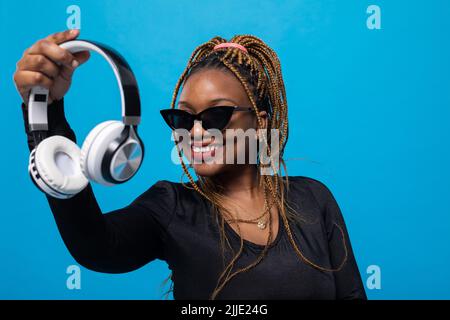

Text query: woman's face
(177, 68), (267, 177)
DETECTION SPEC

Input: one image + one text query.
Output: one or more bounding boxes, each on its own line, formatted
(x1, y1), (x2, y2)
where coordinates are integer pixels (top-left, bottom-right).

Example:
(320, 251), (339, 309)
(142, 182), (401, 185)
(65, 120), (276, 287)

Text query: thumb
(59, 51), (90, 80)
(73, 51), (91, 66)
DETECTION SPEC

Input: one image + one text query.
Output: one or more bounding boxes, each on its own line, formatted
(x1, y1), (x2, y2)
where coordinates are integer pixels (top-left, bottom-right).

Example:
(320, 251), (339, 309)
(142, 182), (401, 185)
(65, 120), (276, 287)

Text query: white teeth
(192, 145), (217, 153)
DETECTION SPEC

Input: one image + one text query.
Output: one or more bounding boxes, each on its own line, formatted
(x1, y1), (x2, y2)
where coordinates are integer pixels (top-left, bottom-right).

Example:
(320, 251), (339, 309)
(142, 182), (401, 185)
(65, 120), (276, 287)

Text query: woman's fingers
(74, 50), (90, 66)
(17, 54), (60, 79)
(27, 39), (77, 68)
(13, 70), (54, 90)
(59, 50), (91, 81)
(45, 29), (80, 45)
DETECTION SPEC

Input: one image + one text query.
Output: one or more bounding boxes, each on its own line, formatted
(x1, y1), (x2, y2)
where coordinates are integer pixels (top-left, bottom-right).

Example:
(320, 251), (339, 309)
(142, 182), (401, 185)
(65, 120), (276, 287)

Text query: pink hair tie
(213, 42), (248, 53)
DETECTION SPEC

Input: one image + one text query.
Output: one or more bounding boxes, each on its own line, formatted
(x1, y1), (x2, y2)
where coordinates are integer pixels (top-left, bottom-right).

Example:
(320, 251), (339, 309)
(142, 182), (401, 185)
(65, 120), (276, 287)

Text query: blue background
(1, 0), (449, 299)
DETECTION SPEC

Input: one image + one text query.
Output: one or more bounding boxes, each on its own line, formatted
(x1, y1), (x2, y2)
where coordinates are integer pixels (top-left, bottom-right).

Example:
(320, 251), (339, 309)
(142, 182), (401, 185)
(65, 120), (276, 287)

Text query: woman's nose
(191, 120), (204, 139)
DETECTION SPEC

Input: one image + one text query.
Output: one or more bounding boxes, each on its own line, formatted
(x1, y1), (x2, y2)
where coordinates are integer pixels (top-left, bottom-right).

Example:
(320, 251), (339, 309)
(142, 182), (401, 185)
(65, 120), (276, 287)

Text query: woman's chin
(192, 162), (226, 177)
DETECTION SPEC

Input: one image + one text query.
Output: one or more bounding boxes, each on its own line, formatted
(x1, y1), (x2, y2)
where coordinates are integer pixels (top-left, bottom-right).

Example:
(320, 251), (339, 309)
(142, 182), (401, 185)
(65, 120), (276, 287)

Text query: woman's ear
(254, 110), (268, 140)
(258, 110), (268, 130)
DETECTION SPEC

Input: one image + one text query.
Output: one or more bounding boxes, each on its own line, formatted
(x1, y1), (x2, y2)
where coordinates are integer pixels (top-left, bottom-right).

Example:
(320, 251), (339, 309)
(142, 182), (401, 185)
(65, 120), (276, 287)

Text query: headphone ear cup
(80, 120), (117, 181)
(80, 120), (125, 185)
(29, 136), (89, 198)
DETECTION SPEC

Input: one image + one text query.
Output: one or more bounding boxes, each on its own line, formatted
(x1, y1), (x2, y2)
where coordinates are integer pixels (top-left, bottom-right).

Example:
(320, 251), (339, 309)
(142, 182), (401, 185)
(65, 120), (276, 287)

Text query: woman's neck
(212, 164), (263, 198)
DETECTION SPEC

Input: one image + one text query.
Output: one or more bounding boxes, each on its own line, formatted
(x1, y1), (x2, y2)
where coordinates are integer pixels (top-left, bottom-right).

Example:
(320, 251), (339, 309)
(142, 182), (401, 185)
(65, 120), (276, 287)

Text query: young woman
(14, 29), (366, 300)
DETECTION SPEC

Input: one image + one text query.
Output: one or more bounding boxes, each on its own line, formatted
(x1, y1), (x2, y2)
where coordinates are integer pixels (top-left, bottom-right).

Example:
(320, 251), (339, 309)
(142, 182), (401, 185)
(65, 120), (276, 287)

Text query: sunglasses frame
(160, 105), (253, 131)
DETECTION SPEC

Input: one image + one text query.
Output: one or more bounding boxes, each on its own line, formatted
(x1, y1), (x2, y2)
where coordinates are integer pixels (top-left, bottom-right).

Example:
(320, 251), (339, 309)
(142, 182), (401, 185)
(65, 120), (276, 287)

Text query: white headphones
(28, 40), (144, 199)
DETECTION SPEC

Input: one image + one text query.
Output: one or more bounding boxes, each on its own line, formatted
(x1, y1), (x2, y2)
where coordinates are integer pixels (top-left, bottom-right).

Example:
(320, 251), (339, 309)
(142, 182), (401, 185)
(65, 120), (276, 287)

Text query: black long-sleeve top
(21, 98), (367, 300)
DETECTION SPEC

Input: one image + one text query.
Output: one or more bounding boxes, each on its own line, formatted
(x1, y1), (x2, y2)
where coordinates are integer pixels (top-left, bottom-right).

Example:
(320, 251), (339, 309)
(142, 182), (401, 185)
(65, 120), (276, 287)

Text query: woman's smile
(190, 138), (223, 162)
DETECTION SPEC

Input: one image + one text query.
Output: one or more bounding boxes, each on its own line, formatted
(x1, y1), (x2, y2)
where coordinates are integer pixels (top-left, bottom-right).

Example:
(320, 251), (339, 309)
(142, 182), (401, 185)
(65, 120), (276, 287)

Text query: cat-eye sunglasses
(160, 106), (253, 131)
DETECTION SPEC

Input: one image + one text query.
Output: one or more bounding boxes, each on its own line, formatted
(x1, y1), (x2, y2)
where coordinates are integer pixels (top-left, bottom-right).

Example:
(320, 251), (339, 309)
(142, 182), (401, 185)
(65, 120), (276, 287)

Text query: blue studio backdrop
(1, 0), (449, 299)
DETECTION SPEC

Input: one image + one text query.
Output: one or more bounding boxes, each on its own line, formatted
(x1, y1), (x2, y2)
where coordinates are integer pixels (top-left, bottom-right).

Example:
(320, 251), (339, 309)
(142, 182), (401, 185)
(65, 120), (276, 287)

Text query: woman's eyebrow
(178, 98), (238, 108)
(177, 101), (194, 110)
(209, 97), (238, 105)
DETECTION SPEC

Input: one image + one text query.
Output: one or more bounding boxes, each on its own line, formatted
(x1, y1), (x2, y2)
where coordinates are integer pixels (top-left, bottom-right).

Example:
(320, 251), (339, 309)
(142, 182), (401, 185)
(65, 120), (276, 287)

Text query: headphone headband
(28, 39), (141, 132)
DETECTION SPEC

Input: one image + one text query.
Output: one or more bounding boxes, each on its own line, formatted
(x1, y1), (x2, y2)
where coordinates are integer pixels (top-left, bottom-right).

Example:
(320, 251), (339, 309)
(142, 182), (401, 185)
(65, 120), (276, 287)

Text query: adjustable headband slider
(28, 86), (49, 131)
(123, 116), (141, 126)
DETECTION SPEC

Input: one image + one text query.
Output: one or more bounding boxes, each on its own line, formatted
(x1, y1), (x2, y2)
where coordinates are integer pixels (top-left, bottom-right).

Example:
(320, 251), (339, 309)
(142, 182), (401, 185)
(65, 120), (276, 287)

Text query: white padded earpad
(80, 120), (125, 186)
(29, 148), (70, 199)
(34, 135), (88, 195)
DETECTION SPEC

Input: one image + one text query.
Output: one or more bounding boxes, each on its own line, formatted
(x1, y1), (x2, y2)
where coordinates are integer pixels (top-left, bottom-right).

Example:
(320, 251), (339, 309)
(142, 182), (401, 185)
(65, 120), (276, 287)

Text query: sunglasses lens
(160, 106), (236, 131)
(202, 107), (234, 130)
(161, 110), (193, 130)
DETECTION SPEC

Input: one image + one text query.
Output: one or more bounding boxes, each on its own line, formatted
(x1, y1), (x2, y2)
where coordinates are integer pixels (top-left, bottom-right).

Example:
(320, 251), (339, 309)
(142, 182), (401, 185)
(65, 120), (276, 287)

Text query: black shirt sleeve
(21, 99), (177, 273)
(306, 178), (367, 300)
(46, 180), (177, 273)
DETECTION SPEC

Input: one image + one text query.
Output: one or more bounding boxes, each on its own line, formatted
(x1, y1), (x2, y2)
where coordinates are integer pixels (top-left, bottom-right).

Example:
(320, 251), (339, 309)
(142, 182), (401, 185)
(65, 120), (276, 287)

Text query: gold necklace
(225, 188), (273, 230)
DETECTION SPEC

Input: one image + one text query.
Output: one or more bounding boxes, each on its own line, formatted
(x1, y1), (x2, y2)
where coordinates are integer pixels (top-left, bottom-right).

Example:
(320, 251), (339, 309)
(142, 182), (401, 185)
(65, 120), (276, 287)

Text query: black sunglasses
(160, 106), (253, 131)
